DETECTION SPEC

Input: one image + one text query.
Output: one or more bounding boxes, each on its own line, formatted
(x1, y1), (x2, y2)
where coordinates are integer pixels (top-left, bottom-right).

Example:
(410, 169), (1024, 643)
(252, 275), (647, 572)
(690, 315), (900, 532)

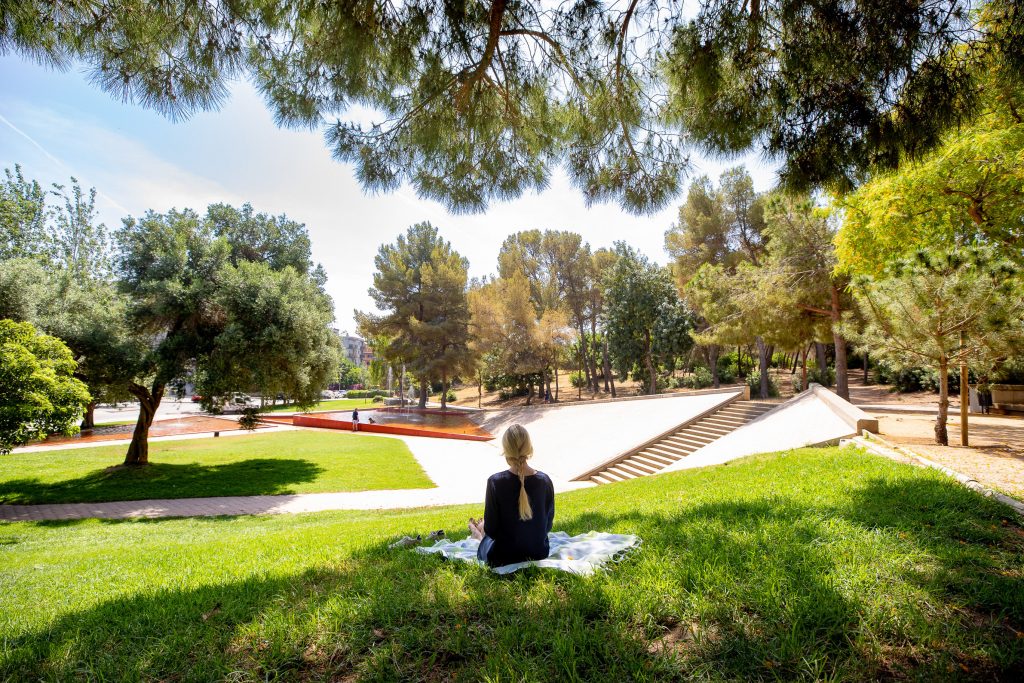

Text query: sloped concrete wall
(661, 388), (857, 473)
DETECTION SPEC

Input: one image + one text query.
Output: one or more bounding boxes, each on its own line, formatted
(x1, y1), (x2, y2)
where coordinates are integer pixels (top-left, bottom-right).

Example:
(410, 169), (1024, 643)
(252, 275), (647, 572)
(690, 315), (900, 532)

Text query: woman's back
(481, 470), (554, 566)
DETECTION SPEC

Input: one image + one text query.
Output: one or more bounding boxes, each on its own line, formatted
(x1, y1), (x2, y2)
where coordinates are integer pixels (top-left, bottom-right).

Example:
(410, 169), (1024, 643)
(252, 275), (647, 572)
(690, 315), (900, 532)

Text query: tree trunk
(935, 357), (949, 445)
(814, 342), (827, 375)
(477, 376), (482, 409)
(124, 382), (164, 466)
(578, 325), (591, 390)
(801, 345), (809, 391)
(81, 401), (96, 430)
(736, 345), (743, 378)
(526, 379), (533, 406)
(831, 284), (850, 400)
(399, 367), (406, 408)
(555, 362), (560, 401)
(790, 351), (799, 375)
(960, 332), (969, 447)
(710, 345), (720, 388)
(440, 371), (448, 410)
(418, 377), (428, 409)
(756, 337), (770, 399)
(603, 337), (616, 398)
(589, 320), (600, 394)
(645, 332), (657, 395)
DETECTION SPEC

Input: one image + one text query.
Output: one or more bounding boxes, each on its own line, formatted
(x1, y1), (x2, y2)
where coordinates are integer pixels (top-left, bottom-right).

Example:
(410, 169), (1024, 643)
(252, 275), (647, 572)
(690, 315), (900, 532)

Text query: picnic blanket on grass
(415, 531), (641, 575)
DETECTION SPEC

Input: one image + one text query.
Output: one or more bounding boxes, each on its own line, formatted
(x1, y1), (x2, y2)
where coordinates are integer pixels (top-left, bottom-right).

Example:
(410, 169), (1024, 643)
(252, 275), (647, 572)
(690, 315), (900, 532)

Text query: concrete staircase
(574, 399), (776, 485)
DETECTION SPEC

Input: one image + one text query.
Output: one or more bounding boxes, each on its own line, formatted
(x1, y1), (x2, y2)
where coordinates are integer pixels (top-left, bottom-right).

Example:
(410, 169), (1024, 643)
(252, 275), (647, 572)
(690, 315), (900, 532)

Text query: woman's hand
(467, 517), (485, 540)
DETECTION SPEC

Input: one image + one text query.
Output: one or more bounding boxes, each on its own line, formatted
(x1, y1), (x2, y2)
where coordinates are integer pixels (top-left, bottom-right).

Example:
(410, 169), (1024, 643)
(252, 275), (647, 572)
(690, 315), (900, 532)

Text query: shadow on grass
(3, 475), (1023, 680)
(0, 458), (325, 505)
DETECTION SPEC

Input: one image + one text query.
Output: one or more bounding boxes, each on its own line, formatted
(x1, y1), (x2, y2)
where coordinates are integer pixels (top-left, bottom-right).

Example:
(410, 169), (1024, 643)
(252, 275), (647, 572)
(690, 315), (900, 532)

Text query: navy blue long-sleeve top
(479, 470), (555, 567)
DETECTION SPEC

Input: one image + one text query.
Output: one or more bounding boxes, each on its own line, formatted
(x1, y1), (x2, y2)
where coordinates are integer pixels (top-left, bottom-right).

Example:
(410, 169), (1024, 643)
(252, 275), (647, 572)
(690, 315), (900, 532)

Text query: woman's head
(502, 423), (533, 465)
(502, 424), (534, 521)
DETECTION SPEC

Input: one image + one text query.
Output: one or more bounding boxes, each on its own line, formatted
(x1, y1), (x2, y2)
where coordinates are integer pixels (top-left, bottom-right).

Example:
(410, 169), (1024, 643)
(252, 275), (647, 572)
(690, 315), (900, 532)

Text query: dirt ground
(873, 411), (1024, 500)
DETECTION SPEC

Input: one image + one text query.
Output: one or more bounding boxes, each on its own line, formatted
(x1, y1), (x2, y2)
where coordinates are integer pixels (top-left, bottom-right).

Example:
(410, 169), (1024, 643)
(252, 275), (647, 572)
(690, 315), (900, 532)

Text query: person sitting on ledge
(468, 424), (554, 567)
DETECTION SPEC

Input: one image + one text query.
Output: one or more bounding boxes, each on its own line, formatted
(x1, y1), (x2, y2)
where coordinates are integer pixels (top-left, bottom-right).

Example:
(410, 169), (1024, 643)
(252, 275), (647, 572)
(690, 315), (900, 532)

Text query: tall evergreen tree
(845, 247), (1024, 445)
(359, 223), (472, 409)
(4, 1), (1020, 212)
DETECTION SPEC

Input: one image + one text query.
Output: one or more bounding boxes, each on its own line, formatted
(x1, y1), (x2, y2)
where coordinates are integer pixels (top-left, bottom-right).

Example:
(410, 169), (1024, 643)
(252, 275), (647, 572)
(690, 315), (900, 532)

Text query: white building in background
(336, 330), (368, 367)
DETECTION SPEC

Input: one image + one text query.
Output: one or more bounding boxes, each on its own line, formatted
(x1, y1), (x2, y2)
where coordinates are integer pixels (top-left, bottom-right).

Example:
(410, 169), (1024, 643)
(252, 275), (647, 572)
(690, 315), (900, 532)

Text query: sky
(0, 53), (778, 333)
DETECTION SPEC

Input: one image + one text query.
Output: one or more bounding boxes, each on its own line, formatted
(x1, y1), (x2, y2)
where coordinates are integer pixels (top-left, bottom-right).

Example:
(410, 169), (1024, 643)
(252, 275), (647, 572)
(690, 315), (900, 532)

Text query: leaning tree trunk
(831, 284), (850, 400)
(589, 321), (601, 394)
(418, 377), (428, 409)
(81, 401), (97, 430)
(440, 372), (448, 410)
(814, 342), (828, 377)
(936, 357), (950, 445)
(603, 337), (616, 398)
(124, 382), (164, 466)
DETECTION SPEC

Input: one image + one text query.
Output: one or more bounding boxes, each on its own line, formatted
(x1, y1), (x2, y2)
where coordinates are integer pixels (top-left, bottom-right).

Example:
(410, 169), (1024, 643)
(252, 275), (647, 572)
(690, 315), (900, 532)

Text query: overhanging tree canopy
(3, 1), (1021, 212)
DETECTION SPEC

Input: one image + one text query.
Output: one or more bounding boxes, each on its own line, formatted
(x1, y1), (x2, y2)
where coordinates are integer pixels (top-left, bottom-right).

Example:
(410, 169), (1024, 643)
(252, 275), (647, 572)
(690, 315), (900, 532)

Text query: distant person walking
(352, 408), (359, 431)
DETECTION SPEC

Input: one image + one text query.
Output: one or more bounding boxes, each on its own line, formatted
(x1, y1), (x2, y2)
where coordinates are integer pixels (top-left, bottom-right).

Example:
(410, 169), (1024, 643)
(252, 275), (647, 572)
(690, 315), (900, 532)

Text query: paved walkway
(3, 392), (747, 522)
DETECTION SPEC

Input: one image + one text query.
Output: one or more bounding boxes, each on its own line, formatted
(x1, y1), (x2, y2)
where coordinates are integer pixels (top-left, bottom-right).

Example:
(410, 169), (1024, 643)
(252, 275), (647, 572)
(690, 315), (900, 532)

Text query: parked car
(191, 394), (203, 403)
(229, 392), (255, 406)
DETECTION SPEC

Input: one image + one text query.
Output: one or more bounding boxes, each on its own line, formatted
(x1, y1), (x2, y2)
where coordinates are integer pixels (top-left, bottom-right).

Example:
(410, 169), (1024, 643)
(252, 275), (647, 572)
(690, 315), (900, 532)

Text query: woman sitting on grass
(468, 424), (554, 567)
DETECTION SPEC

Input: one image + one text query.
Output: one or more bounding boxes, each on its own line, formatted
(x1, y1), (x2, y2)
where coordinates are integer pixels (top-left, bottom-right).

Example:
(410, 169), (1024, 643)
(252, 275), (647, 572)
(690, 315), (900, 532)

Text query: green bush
(238, 407), (261, 430)
(683, 366), (714, 389)
(346, 389), (389, 399)
(808, 367), (835, 388)
(569, 371), (587, 388)
(747, 371), (780, 398)
(371, 395), (384, 403)
(874, 363), (939, 393)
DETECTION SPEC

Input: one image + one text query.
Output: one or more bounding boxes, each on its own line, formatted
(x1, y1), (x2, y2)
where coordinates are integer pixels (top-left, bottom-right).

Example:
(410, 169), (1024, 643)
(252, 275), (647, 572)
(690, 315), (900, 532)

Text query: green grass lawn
(0, 431), (433, 504)
(264, 398), (378, 413)
(2, 446), (1022, 680)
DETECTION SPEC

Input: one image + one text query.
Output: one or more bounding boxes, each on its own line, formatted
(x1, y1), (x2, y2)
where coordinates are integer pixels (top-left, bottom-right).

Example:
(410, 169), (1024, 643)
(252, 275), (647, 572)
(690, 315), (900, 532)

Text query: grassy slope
(2, 447), (1022, 681)
(0, 431), (433, 504)
(263, 398), (378, 413)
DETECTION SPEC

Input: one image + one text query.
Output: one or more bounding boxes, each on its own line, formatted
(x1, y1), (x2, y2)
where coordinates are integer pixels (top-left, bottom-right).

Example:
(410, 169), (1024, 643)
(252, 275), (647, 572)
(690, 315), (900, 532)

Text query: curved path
(3, 392), (742, 522)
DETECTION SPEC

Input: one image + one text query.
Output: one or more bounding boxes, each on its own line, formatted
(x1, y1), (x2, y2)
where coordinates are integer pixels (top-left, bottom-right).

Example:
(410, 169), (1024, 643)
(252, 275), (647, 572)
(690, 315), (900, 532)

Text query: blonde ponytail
(502, 424), (534, 521)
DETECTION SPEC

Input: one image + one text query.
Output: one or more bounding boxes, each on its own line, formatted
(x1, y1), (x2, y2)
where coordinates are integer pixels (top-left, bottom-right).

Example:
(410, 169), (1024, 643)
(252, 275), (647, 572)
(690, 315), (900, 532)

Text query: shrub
(874, 363), (939, 393)
(346, 389), (389, 399)
(683, 367), (714, 389)
(371, 395), (384, 403)
(747, 371), (780, 398)
(808, 367), (835, 388)
(238, 407), (261, 430)
(569, 371), (587, 388)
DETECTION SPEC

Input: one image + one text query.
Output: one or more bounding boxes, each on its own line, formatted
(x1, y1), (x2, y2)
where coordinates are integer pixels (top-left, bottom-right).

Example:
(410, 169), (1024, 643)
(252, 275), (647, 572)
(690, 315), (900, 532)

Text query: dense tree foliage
(358, 223), (473, 409)
(837, 84), (1024, 276)
(844, 248), (1024, 445)
(604, 244), (691, 394)
(117, 205), (336, 464)
(0, 319), (90, 453)
(4, 2), (1021, 212)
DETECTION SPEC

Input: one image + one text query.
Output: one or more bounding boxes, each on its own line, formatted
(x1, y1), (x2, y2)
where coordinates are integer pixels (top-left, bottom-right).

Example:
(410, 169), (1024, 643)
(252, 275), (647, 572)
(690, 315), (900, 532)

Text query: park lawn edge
(1, 446), (1022, 681)
(0, 430), (434, 504)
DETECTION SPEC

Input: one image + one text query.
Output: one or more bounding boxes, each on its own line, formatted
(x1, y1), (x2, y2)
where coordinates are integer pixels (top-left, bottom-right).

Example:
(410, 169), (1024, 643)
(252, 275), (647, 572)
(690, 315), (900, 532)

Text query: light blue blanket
(415, 531), (641, 575)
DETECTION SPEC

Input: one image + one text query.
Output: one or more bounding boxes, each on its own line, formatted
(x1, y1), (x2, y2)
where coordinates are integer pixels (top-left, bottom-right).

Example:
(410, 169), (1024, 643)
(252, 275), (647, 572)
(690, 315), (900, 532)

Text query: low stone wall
(992, 384), (1024, 413)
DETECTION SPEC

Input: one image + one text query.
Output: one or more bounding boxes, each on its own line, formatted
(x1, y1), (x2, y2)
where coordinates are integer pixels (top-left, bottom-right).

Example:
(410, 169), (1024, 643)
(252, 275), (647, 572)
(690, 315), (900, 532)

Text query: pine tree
(845, 247), (1024, 445)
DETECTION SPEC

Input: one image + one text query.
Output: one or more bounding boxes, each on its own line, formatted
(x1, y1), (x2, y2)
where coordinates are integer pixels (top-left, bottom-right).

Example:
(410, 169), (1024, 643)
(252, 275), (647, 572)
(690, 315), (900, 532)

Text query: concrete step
(636, 450), (675, 466)
(644, 445), (686, 461)
(630, 453), (670, 470)
(614, 461), (648, 478)
(649, 440), (692, 457)
(607, 465), (640, 480)
(622, 457), (659, 474)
